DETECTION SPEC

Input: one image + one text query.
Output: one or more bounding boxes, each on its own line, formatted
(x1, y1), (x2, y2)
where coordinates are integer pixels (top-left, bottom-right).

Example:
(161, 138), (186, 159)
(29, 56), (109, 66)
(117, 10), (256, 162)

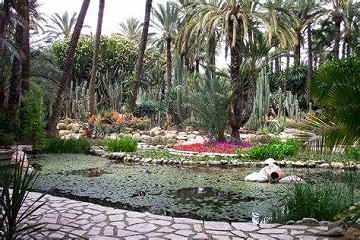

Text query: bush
(273, 180), (357, 223)
(246, 139), (300, 160)
(106, 137), (138, 152)
(41, 138), (90, 153)
(0, 132), (15, 148)
(346, 147), (360, 162)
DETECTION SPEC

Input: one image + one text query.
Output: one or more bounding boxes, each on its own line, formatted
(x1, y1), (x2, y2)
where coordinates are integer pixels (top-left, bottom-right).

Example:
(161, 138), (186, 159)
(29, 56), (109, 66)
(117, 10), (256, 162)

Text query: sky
(37, 0), (169, 35)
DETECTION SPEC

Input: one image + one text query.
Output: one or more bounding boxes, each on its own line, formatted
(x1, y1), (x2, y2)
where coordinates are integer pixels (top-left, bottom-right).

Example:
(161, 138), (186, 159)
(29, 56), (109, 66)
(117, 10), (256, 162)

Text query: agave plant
(0, 155), (46, 239)
(307, 56), (360, 151)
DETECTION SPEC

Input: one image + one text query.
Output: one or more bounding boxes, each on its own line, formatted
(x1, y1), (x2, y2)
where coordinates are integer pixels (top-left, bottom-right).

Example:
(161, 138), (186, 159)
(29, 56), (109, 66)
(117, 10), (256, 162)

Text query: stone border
(90, 146), (360, 170)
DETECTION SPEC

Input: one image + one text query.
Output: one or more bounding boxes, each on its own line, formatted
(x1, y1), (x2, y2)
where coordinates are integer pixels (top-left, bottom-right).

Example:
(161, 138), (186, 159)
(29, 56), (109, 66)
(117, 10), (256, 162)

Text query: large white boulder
(244, 171), (268, 182)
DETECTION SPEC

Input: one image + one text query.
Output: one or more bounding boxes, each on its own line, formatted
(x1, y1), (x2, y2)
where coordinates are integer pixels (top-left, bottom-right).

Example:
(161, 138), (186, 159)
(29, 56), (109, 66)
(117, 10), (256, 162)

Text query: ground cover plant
(172, 141), (253, 154)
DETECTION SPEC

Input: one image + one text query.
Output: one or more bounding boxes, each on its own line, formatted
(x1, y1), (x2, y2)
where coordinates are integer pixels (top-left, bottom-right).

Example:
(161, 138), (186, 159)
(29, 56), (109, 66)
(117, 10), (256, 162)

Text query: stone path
(15, 192), (344, 239)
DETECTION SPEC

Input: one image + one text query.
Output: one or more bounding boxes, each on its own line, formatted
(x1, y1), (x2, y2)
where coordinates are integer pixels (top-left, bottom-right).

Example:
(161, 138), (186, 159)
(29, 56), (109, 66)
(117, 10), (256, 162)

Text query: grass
(272, 177), (357, 223)
(106, 137), (138, 152)
(41, 138), (90, 154)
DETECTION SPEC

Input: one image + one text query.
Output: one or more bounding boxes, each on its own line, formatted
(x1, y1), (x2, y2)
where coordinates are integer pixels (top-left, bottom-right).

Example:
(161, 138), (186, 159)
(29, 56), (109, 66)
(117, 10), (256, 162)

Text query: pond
(1, 153), (359, 222)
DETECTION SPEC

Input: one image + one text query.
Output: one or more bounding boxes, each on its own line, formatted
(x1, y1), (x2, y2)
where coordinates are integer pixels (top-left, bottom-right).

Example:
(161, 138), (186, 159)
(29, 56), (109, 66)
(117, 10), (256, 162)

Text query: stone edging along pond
(89, 146), (360, 170)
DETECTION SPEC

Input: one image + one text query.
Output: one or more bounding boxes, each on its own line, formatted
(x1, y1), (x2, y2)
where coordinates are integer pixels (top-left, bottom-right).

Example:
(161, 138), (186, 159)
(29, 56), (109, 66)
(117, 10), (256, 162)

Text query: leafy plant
(41, 138), (90, 153)
(106, 137), (138, 152)
(187, 76), (230, 141)
(346, 147), (360, 162)
(245, 139), (300, 160)
(273, 180), (357, 223)
(0, 157), (46, 239)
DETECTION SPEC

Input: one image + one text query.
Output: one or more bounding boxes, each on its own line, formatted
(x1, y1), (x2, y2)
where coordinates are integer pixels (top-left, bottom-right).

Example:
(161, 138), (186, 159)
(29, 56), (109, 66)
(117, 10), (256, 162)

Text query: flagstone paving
(20, 192), (341, 239)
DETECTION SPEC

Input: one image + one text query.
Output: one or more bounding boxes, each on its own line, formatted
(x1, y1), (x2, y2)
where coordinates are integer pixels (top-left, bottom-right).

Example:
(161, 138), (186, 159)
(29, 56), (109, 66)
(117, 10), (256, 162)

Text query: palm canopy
(44, 11), (78, 41)
(309, 56), (360, 149)
(119, 17), (143, 41)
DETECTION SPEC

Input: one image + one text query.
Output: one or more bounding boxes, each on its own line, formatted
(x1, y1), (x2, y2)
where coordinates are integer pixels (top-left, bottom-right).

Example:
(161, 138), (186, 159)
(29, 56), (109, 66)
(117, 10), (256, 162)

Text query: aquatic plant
(245, 139), (300, 160)
(106, 137), (138, 152)
(41, 138), (90, 153)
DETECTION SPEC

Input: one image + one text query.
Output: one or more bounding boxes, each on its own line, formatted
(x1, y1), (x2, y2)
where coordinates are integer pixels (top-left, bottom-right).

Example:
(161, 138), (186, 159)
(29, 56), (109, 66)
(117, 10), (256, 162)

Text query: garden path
(21, 192), (341, 240)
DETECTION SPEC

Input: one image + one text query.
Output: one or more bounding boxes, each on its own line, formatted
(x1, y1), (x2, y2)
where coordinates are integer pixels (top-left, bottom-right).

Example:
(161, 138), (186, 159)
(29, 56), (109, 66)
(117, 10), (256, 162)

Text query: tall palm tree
(45, 11), (78, 42)
(46, 0), (90, 137)
(131, 0), (152, 110)
(331, 0), (344, 60)
(183, 0), (296, 140)
(119, 17), (142, 42)
(152, 2), (180, 89)
(88, 0), (105, 121)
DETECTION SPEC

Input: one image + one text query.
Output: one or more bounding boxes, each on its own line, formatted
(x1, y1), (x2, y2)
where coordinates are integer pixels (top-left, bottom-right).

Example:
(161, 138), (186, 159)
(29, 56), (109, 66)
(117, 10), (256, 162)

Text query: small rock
(286, 220), (295, 225)
(331, 162), (344, 169)
(301, 218), (320, 226)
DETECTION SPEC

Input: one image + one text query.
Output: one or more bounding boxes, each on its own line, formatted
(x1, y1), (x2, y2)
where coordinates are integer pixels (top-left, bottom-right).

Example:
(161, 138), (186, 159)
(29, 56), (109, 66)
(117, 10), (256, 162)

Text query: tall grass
(106, 137), (138, 152)
(273, 177), (357, 223)
(41, 138), (90, 153)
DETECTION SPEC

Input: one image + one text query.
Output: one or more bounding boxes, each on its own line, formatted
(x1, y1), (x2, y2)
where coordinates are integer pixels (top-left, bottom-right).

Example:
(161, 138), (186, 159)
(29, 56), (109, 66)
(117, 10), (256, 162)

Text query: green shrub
(0, 131), (15, 148)
(246, 139), (300, 160)
(106, 137), (138, 152)
(346, 147), (360, 162)
(42, 138), (90, 153)
(273, 180), (357, 223)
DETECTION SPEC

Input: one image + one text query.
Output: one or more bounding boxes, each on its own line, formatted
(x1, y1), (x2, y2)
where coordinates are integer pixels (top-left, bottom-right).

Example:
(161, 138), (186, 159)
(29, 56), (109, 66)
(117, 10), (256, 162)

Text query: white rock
(244, 171), (268, 182)
(109, 133), (118, 140)
(279, 175), (306, 183)
(264, 158), (276, 165)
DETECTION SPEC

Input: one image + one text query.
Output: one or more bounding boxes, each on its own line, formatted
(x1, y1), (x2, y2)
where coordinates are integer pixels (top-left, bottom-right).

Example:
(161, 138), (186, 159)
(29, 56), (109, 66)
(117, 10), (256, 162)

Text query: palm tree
(46, 0), (90, 137)
(119, 17), (142, 41)
(131, 0), (153, 110)
(88, 0), (105, 122)
(331, 0), (344, 60)
(45, 11), (78, 42)
(152, 2), (180, 89)
(183, 0), (296, 140)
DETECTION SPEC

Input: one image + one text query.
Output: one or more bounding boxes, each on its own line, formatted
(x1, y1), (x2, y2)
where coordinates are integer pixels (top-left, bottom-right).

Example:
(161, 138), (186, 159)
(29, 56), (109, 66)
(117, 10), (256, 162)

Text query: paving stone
(72, 219), (89, 225)
(83, 208), (102, 215)
(269, 234), (293, 240)
(248, 233), (277, 240)
(126, 217), (146, 225)
(124, 235), (146, 240)
(232, 237), (245, 240)
(109, 214), (124, 221)
(172, 223), (192, 230)
(279, 225), (309, 230)
(106, 208), (127, 215)
(204, 221), (232, 230)
(45, 223), (62, 230)
(212, 235), (231, 240)
(103, 226), (115, 236)
(89, 237), (118, 240)
(78, 213), (92, 220)
(126, 223), (157, 233)
(126, 211), (147, 218)
(313, 226), (328, 231)
(81, 223), (93, 230)
(117, 229), (139, 237)
(87, 227), (102, 235)
(48, 232), (66, 238)
(192, 232), (209, 240)
(163, 233), (189, 240)
(146, 232), (165, 237)
(290, 229), (305, 235)
(111, 221), (126, 229)
(258, 223), (280, 228)
(173, 217), (203, 224)
(92, 213), (107, 222)
(149, 238), (166, 240)
(149, 219), (173, 226)
(232, 222), (260, 232)
(68, 229), (87, 238)
(175, 229), (195, 236)
(296, 236), (319, 240)
(157, 226), (176, 233)
(257, 228), (287, 234)
(146, 214), (173, 221)
(193, 224), (203, 232)
(231, 230), (247, 238)
(205, 230), (234, 236)
(94, 221), (108, 227)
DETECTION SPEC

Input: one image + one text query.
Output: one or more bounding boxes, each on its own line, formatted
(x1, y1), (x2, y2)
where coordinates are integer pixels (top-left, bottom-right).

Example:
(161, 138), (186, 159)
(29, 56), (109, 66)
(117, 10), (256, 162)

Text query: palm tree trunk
(166, 37), (172, 89)
(0, 0), (10, 111)
(294, 29), (301, 65)
(46, 0), (90, 137)
(306, 23), (313, 103)
(21, 0), (30, 93)
(7, 24), (23, 129)
(332, 14), (342, 60)
(88, 0), (104, 138)
(274, 57), (280, 73)
(131, 0), (152, 110)
(89, 0), (105, 118)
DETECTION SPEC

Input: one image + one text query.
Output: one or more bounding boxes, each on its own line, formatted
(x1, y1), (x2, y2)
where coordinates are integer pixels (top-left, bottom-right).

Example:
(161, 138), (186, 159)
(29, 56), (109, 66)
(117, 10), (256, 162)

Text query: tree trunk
(306, 23), (313, 103)
(294, 29), (301, 65)
(274, 57), (280, 73)
(7, 24), (23, 129)
(46, 0), (90, 137)
(21, 0), (30, 93)
(89, 0), (104, 118)
(131, 0), (152, 110)
(88, 0), (104, 138)
(166, 37), (172, 89)
(0, 0), (10, 111)
(332, 14), (342, 60)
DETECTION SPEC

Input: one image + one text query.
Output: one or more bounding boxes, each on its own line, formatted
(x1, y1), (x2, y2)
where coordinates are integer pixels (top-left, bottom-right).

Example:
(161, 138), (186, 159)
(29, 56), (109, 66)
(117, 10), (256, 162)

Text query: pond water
(1, 153), (359, 222)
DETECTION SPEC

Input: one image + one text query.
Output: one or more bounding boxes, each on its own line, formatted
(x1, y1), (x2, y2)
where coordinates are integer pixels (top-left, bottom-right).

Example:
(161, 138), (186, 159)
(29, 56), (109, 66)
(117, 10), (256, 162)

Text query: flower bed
(172, 141), (253, 154)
